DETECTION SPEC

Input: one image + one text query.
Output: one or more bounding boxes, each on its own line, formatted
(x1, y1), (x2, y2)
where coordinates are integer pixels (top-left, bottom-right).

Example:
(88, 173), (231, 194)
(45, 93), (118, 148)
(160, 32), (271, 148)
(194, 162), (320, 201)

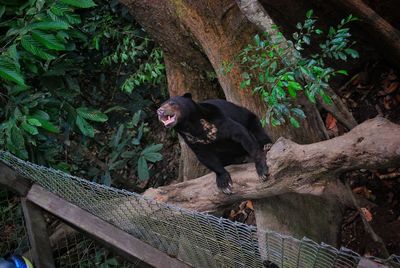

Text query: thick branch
(144, 117), (400, 212)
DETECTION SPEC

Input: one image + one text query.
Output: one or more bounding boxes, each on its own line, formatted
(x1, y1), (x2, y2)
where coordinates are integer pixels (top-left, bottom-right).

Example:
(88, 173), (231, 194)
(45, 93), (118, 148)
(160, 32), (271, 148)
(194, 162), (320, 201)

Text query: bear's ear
(182, 92), (192, 99)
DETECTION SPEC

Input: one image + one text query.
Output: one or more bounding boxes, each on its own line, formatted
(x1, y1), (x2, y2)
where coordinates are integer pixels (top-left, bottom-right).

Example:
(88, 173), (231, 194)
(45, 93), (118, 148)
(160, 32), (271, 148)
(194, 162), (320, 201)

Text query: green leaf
(306, 9), (313, 18)
(240, 80), (249, 89)
(143, 152), (163, 163)
(338, 52), (347, 61)
(121, 151), (136, 158)
(290, 117), (300, 128)
(137, 156), (149, 181)
(27, 118), (42, 126)
(254, 34), (261, 46)
(271, 118), (281, 126)
(291, 108), (306, 119)
(109, 160), (127, 171)
(0, 5), (5, 19)
(321, 91), (333, 105)
(111, 125), (124, 148)
(77, 107), (108, 122)
(0, 65), (25, 86)
(29, 21), (70, 30)
(60, 0), (96, 8)
(11, 126), (25, 149)
(32, 110), (50, 120)
(142, 144), (163, 155)
(270, 61), (278, 72)
(31, 30), (66, 51)
(287, 81), (301, 98)
(21, 35), (56, 60)
(344, 48), (359, 58)
(303, 35), (310, 45)
(131, 111), (142, 127)
(36, 118), (60, 133)
(305, 90), (316, 103)
(21, 122), (39, 135)
(50, 2), (72, 16)
(337, 70), (348, 75)
(76, 115), (94, 137)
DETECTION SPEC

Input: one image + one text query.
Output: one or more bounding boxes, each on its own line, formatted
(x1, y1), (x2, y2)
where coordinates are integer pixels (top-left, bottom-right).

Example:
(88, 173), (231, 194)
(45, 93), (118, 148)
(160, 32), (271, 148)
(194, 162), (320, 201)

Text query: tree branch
(144, 117), (400, 212)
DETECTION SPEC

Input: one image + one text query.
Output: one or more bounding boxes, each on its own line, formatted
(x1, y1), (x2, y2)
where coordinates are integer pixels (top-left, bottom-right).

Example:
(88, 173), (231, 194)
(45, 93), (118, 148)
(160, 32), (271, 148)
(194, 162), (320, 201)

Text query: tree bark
(144, 117), (400, 240)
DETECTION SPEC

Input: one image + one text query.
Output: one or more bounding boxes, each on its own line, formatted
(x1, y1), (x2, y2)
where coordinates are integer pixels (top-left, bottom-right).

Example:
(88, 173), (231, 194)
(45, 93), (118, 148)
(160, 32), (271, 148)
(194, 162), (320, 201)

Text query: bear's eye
(169, 101), (177, 106)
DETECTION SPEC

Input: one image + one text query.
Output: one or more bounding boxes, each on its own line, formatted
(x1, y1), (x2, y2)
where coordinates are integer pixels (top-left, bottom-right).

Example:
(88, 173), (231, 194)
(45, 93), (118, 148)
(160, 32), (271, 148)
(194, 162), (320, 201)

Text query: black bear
(157, 93), (271, 194)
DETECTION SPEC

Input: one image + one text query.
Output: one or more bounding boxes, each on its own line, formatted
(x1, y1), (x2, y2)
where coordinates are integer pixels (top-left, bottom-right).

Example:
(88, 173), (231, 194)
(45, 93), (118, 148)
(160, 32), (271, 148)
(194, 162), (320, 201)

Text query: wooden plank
(26, 184), (191, 268)
(0, 162), (31, 196)
(21, 198), (56, 268)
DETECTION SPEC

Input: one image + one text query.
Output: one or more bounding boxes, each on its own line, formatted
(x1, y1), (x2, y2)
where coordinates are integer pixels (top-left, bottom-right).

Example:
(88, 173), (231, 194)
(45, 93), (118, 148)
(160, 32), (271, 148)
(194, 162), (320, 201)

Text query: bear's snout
(157, 108), (165, 116)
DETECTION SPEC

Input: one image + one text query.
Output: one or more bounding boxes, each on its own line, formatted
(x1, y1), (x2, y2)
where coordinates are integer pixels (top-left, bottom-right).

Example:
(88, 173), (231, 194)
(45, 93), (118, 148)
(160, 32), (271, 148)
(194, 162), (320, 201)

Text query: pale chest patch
(182, 119), (218, 144)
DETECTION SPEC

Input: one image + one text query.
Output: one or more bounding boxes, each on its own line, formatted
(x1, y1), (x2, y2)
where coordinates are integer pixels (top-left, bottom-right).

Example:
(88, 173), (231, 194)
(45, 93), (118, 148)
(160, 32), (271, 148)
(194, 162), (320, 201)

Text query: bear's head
(157, 93), (196, 128)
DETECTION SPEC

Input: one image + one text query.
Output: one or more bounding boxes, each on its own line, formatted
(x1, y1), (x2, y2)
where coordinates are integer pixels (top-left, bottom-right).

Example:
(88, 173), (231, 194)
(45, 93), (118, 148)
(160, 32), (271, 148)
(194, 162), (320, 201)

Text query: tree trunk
(121, 0), (354, 244)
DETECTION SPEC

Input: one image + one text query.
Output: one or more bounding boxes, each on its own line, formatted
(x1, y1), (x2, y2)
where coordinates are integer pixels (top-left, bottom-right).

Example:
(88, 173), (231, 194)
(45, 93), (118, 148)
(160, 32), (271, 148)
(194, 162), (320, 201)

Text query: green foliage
(0, 0), (166, 186)
(81, 3), (166, 94)
(236, 11), (359, 128)
(90, 111), (163, 185)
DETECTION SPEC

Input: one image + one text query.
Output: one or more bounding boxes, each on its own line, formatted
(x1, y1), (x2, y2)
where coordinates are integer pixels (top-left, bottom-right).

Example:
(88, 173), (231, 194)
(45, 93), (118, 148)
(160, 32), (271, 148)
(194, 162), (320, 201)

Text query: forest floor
(225, 60), (400, 258)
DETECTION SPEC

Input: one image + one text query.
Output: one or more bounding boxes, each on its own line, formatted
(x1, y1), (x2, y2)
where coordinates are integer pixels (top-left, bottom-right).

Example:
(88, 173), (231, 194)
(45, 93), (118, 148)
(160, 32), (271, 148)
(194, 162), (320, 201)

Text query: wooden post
(0, 162), (31, 196)
(21, 198), (56, 268)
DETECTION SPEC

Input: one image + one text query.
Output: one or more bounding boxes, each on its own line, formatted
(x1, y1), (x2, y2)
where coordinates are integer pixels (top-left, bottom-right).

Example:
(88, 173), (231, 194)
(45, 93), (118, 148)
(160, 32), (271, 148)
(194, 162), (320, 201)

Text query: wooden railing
(0, 162), (190, 268)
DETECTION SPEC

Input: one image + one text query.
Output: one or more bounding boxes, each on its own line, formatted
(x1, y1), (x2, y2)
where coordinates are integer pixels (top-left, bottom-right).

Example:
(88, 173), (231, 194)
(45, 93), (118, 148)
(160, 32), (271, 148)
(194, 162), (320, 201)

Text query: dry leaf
(246, 200), (254, 210)
(383, 95), (397, 110)
(384, 82), (399, 94)
(360, 207), (373, 222)
(325, 113), (337, 130)
(352, 186), (372, 199)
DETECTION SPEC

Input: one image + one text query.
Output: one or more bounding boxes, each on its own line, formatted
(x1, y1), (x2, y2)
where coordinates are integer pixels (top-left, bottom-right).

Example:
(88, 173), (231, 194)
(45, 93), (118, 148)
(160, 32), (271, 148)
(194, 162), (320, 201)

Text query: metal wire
(0, 151), (399, 268)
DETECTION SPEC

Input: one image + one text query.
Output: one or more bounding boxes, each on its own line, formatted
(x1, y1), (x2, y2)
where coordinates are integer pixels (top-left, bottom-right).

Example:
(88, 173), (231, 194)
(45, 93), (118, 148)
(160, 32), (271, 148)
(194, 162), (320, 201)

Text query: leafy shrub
(0, 0), (166, 185)
(235, 10), (359, 127)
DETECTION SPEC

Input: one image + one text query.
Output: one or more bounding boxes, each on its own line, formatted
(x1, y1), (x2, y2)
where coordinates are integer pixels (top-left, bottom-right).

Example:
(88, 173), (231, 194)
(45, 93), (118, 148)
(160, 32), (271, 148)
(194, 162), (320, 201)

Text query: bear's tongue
(162, 114), (176, 126)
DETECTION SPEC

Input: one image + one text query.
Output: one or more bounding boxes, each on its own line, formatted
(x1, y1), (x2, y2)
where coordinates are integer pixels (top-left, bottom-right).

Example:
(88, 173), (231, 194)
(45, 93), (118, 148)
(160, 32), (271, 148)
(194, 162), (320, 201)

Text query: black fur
(159, 93), (271, 194)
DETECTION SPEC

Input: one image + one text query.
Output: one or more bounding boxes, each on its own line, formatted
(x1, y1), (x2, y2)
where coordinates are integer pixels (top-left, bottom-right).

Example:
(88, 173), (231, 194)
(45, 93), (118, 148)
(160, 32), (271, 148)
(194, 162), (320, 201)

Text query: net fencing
(0, 189), (141, 267)
(0, 151), (399, 268)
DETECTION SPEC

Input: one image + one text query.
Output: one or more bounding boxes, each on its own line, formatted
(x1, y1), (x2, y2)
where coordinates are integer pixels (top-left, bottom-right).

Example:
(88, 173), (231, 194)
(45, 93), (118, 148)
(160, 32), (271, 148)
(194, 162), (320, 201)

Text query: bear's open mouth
(159, 113), (177, 127)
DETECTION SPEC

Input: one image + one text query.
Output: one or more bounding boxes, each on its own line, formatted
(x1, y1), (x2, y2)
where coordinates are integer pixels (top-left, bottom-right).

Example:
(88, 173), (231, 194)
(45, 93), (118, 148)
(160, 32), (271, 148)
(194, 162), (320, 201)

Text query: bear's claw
(221, 186), (233, 195)
(259, 173), (268, 182)
(256, 161), (269, 182)
(217, 173), (233, 195)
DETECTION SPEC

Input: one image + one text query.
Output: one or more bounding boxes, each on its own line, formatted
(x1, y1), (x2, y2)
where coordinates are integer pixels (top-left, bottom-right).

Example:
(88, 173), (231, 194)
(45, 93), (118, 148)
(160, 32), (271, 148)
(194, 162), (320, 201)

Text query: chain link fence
(0, 189), (141, 267)
(0, 151), (399, 268)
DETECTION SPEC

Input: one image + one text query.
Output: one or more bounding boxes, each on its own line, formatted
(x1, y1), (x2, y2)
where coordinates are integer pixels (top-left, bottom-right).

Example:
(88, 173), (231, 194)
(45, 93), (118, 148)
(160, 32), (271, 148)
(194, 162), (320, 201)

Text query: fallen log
(144, 117), (400, 212)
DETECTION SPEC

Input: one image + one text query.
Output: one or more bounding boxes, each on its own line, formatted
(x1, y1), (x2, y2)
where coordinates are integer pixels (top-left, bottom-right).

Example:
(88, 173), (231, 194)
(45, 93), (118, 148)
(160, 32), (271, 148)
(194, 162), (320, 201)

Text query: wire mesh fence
(0, 190), (31, 259)
(0, 150), (399, 268)
(0, 189), (142, 267)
